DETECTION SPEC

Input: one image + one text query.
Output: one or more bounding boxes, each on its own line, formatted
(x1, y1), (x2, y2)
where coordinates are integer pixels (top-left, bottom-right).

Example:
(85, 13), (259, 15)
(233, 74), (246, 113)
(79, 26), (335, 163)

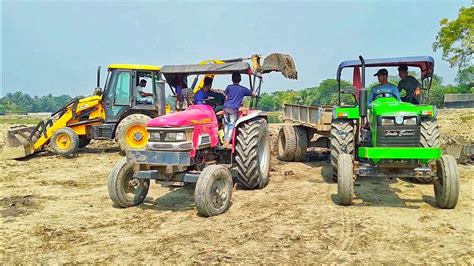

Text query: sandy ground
(0, 110), (473, 264)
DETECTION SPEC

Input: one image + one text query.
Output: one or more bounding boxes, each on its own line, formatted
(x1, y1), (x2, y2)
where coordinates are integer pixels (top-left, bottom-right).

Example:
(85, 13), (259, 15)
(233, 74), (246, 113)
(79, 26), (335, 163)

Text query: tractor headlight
(149, 131), (161, 141)
(404, 117), (417, 125)
(164, 131), (186, 142)
(381, 117), (394, 125)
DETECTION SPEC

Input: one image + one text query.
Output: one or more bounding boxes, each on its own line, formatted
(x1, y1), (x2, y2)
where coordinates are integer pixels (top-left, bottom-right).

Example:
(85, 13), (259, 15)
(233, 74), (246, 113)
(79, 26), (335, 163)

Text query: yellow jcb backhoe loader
(1, 64), (168, 159)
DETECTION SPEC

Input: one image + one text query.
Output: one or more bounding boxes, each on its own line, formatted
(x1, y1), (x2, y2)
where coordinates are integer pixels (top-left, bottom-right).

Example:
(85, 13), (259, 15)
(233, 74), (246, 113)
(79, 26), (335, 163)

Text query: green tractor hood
(370, 98), (436, 118)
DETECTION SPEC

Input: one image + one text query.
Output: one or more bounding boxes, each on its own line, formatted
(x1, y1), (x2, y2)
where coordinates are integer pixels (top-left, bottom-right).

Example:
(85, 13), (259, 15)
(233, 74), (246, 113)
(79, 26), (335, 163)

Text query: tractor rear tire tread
(235, 118), (271, 189)
(330, 120), (355, 181)
(277, 125), (297, 161)
(416, 118), (441, 183)
(294, 126), (308, 162)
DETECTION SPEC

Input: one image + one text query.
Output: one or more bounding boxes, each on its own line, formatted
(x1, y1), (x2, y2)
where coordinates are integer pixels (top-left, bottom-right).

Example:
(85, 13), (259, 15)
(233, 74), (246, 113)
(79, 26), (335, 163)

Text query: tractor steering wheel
(374, 91), (398, 100)
(200, 99), (218, 109)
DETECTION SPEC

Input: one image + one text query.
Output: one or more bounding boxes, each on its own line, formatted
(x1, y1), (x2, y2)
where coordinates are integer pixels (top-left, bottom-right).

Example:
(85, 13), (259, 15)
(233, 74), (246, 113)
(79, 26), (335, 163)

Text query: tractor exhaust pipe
(96, 66), (101, 88)
(358, 55), (368, 118)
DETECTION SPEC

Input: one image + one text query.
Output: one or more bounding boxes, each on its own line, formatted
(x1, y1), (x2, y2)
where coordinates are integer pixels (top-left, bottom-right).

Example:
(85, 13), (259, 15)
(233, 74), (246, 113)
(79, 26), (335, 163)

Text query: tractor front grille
(376, 125), (420, 147)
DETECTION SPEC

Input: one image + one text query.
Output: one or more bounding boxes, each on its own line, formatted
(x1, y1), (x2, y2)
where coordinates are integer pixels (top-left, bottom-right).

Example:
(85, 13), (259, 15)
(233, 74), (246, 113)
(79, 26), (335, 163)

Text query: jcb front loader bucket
(0, 125), (36, 160)
(261, 53), (298, 80)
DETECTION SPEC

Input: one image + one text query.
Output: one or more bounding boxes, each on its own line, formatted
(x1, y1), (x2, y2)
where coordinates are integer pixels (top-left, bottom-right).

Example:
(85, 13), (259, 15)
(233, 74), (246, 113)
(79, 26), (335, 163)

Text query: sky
(1, 0), (471, 97)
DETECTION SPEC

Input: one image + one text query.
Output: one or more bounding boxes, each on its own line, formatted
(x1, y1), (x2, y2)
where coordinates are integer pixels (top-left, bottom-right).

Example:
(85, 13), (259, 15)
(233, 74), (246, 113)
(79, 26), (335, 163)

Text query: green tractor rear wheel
(330, 120), (355, 181)
(416, 118), (441, 183)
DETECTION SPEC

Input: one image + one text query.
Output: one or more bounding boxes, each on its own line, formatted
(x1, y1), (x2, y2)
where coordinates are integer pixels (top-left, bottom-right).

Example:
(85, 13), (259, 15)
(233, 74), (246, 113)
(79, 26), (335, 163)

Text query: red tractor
(108, 54), (297, 216)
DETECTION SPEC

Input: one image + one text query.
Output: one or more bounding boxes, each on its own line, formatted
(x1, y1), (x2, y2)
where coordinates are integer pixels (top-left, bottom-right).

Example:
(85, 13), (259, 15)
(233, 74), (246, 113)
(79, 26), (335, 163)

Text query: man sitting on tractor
(398, 65), (422, 104)
(194, 77), (213, 105)
(223, 73), (254, 148)
(136, 79), (154, 104)
(368, 68), (401, 105)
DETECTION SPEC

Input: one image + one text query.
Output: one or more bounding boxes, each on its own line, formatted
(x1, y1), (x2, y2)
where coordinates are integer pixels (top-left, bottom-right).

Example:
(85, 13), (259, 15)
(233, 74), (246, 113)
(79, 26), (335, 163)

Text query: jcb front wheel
(116, 114), (151, 154)
(50, 127), (80, 156)
(108, 158), (150, 207)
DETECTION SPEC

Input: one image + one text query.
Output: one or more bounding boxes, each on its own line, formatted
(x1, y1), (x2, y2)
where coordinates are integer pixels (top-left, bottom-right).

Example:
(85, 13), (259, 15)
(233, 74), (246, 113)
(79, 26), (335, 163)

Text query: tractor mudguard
(234, 110), (267, 129)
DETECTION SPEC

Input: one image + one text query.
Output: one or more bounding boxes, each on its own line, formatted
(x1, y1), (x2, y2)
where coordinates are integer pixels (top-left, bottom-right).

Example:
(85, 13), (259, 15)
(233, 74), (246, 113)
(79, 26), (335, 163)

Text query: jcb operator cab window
(135, 72), (155, 105)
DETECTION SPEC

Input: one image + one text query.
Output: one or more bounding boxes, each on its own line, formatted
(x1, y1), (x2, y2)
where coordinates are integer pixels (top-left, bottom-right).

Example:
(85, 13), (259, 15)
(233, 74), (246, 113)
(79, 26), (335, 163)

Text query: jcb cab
(2, 64), (168, 159)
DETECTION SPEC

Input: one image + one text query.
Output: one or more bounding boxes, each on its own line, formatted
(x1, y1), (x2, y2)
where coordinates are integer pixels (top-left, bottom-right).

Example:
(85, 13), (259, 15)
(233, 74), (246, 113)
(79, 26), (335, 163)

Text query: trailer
(277, 103), (333, 161)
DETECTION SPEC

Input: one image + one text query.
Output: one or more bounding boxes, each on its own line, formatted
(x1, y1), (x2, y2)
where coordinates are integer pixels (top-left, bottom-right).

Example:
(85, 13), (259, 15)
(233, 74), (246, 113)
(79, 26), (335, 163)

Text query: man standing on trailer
(223, 73), (254, 148)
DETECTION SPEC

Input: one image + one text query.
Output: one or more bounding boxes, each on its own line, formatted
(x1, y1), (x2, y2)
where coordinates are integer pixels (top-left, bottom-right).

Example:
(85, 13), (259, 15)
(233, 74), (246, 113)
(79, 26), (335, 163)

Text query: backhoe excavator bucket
(260, 53), (298, 80)
(1, 125), (36, 160)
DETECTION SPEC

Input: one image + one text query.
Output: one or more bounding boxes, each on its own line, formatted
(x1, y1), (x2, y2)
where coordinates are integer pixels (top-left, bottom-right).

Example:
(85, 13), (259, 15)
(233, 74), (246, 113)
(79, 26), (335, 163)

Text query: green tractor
(331, 56), (459, 208)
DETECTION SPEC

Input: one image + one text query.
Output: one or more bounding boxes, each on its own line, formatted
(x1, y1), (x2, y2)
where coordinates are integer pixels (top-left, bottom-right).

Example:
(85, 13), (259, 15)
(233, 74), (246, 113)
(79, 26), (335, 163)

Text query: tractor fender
(234, 110), (267, 128)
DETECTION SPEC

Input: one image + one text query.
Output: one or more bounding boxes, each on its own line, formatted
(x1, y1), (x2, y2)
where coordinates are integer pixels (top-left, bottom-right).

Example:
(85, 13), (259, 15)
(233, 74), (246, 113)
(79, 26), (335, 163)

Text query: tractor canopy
(161, 61), (254, 89)
(161, 53), (297, 89)
(337, 56), (434, 81)
(337, 56), (434, 93)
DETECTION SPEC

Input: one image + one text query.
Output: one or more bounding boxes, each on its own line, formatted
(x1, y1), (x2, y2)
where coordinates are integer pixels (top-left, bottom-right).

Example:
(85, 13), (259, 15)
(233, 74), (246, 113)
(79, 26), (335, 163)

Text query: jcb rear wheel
(194, 165), (233, 217)
(434, 155), (459, 209)
(50, 127), (80, 156)
(116, 114), (151, 154)
(108, 158), (149, 207)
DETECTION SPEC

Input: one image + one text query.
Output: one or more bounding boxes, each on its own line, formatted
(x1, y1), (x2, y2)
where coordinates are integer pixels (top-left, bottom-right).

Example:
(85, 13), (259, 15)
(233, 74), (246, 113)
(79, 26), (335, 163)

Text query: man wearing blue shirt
(194, 77), (213, 105)
(368, 68), (402, 105)
(223, 73), (254, 148)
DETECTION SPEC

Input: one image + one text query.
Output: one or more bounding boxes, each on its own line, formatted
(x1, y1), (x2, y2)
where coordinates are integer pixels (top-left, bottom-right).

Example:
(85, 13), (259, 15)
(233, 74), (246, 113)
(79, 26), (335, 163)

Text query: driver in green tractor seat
(368, 68), (402, 105)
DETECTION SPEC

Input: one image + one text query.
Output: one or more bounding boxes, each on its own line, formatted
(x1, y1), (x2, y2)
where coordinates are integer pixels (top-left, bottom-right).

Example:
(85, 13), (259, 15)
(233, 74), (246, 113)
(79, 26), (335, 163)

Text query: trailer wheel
(194, 165), (233, 217)
(417, 118), (441, 183)
(108, 158), (149, 207)
(434, 155), (459, 209)
(50, 127), (80, 156)
(330, 120), (355, 181)
(78, 136), (91, 148)
(235, 118), (271, 189)
(277, 125), (297, 161)
(337, 153), (354, 206)
(116, 114), (151, 154)
(293, 126), (308, 161)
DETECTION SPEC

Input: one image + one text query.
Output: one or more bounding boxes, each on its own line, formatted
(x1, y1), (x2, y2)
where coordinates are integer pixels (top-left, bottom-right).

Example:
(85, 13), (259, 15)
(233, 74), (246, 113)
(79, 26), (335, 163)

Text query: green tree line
(1, 68), (471, 113)
(0, 92), (73, 113)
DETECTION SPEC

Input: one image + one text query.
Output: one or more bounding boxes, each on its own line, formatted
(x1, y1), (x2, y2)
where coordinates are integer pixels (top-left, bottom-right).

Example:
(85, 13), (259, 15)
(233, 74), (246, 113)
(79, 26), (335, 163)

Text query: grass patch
(460, 115), (474, 123)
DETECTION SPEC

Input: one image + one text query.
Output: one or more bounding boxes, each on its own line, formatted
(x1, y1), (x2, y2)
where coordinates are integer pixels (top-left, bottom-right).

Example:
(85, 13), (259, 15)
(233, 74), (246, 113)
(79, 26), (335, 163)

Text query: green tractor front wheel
(337, 153), (354, 206)
(434, 155), (459, 209)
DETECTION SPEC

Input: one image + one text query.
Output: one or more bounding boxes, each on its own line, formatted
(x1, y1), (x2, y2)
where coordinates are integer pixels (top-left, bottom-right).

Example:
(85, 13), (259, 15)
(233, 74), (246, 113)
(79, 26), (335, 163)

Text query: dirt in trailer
(0, 110), (473, 264)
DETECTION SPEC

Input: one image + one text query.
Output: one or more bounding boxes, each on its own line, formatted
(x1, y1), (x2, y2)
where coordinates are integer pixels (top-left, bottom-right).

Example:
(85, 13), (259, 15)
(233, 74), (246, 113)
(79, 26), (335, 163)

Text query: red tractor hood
(147, 105), (217, 128)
